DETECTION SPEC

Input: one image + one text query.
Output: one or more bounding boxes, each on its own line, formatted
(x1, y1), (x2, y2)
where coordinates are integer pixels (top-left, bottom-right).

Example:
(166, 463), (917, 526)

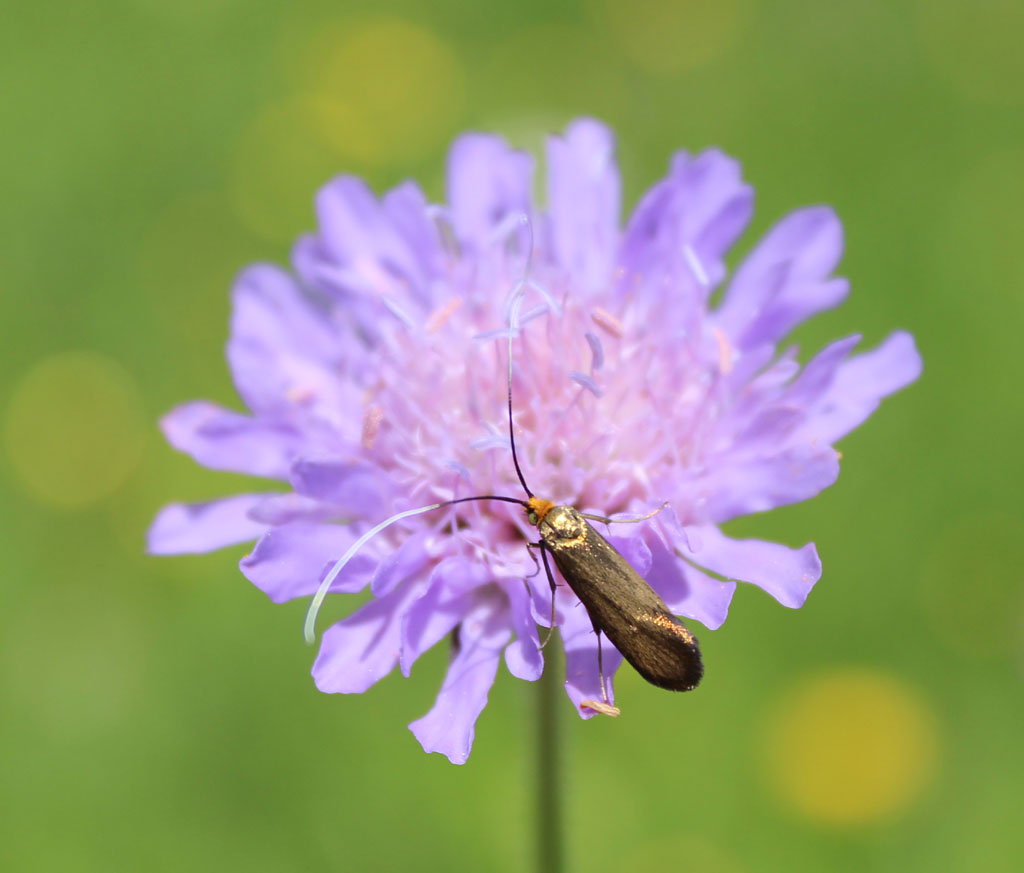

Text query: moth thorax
(540, 505), (585, 543)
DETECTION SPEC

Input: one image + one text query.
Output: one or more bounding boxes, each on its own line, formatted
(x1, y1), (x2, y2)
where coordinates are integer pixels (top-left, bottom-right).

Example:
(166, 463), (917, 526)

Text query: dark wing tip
(630, 613), (704, 692)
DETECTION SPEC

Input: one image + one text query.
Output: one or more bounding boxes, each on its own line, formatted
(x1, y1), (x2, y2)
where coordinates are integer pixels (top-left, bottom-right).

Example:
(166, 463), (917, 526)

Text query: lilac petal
(621, 148), (753, 290)
(546, 119), (620, 293)
(399, 557), (486, 676)
(760, 276), (849, 346)
(786, 335), (862, 407)
(226, 264), (346, 415)
(239, 523), (375, 603)
(381, 181), (444, 305)
(160, 401), (299, 479)
(289, 457), (392, 519)
(313, 581), (423, 694)
(732, 336), (862, 450)
(561, 600), (622, 718)
(503, 581), (543, 681)
(446, 133), (533, 248)
(644, 533), (736, 630)
(247, 493), (334, 525)
(685, 446), (841, 523)
(147, 494), (271, 555)
(408, 605), (511, 764)
(715, 206), (845, 347)
(605, 530), (653, 578)
(798, 331), (922, 445)
(314, 176), (422, 292)
(678, 563), (736, 631)
(683, 525), (821, 609)
(368, 532), (433, 598)
(291, 232), (371, 316)
(733, 407), (808, 451)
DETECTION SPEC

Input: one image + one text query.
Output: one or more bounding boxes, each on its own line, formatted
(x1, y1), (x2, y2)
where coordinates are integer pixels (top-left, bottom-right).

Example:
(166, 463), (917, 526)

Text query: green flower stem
(536, 639), (562, 873)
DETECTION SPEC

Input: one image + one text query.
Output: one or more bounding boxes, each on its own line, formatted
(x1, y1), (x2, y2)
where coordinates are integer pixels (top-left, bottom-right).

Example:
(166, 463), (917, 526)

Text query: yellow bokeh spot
(589, 0), (744, 75)
(762, 669), (939, 826)
(283, 16), (465, 166)
(915, 0), (1024, 106)
(3, 351), (147, 509)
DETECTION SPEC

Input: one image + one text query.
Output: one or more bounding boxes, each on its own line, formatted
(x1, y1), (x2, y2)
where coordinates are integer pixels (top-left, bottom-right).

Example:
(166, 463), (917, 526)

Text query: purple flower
(149, 119), (921, 764)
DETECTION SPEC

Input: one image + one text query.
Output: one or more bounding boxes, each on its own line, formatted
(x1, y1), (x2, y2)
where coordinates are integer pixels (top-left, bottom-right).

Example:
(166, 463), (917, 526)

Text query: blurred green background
(3, 1), (1022, 871)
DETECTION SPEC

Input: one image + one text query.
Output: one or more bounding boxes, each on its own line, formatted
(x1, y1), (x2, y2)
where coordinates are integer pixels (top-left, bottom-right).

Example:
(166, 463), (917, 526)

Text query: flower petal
(730, 336), (861, 451)
(312, 581), (424, 694)
(715, 206), (846, 348)
(399, 557), (485, 676)
(367, 531), (433, 598)
(785, 335), (863, 408)
(644, 531), (736, 630)
(605, 529), (653, 578)
(160, 401), (299, 479)
(381, 181), (445, 307)
(247, 492), (335, 525)
(546, 119), (620, 293)
(408, 604), (511, 764)
(683, 525), (821, 609)
(503, 581), (543, 681)
(147, 494), (271, 555)
(446, 133), (533, 248)
(684, 446), (841, 523)
(314, 176), (423, 294)
(621, 148), (753, 292)
(239, 522), (375, 603)
(798, 330), (922, 445)
(289, 457), (393, 519)
(290, 232), (380, 330)
(226, 264), (350, 417)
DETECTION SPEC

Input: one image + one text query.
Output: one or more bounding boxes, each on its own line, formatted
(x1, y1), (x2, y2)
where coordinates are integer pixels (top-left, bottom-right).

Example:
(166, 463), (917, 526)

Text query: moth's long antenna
(507, 213), (534, 498)
(304, 494), (524, 644)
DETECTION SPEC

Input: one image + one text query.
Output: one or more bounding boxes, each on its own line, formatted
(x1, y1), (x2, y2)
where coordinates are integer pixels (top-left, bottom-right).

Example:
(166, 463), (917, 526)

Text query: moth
(305, 289), (703, 715)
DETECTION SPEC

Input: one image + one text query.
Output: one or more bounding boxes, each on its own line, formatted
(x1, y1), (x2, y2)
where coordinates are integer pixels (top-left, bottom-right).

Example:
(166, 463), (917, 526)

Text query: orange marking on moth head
(527, 497), (555, 524)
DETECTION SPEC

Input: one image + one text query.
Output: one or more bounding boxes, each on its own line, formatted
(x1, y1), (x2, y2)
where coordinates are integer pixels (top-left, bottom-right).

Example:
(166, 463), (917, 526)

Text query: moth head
(526, 496), (555, 527)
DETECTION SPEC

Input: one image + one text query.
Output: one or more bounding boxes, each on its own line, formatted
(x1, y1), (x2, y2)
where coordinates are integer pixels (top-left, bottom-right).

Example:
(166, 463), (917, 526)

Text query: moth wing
(551, 521), (703, 692)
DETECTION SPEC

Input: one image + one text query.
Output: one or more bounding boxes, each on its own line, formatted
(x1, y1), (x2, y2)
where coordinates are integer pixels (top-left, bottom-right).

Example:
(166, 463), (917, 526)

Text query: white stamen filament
(303, 502), (453, 645)
(683, 244), (710, 288)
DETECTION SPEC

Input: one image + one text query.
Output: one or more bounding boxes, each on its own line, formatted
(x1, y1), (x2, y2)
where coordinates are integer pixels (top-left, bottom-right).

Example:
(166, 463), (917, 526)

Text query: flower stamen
(591, 307), (624, 337)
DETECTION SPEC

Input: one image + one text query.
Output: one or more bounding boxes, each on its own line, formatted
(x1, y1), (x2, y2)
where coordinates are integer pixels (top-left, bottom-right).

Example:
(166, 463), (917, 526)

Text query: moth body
(532, 503), (703, 692)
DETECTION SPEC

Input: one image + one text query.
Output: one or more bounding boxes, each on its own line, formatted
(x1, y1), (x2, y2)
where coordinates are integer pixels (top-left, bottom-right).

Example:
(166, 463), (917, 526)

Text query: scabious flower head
(150, 119), (921, 764)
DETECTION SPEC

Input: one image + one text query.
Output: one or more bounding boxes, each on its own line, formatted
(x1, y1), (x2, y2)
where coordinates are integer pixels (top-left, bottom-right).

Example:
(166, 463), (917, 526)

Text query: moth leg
(581, 630), (621, 717)
(535, 543), (558, 650)
(581, 501), (668, 527)
(523, 542), (542, 579)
